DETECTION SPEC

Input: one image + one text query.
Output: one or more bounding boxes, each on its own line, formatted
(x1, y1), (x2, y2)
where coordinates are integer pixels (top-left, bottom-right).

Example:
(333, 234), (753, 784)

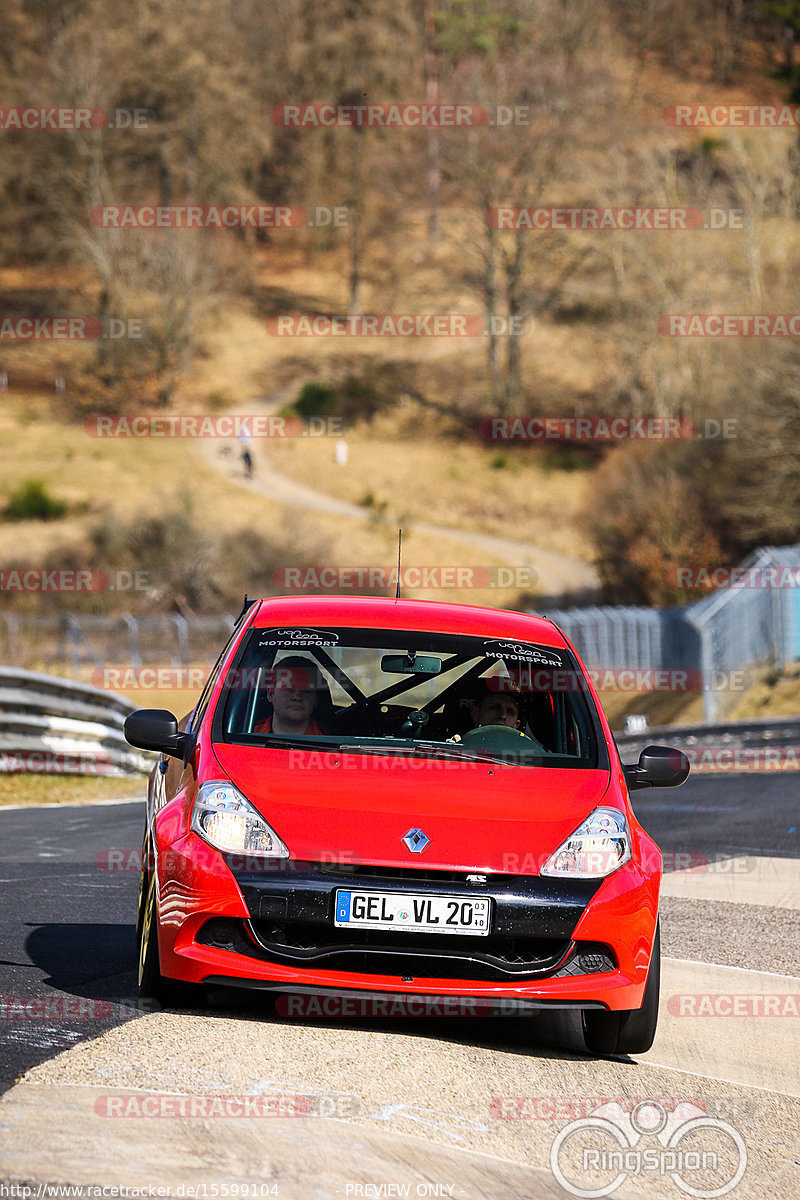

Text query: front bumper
(155, 835), (659, 1010)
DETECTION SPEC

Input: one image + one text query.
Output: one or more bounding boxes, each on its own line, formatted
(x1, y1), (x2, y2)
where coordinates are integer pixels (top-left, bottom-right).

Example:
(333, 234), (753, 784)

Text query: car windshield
(216, 626), (602, 768)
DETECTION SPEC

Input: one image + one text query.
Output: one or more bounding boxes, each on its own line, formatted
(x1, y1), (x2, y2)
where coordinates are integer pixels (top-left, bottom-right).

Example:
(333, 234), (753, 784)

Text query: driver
(457, 677), (546, 752)
(470, 682), (522, 730)
(254, 656), (328, 735)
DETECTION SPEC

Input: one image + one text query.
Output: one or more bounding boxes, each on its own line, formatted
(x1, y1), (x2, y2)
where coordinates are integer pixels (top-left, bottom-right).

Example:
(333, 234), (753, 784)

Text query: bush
(584, 443), (724, 606)
(293, 365), (399, 425)
(4, 478), (67, 521)
(294, 382), (338, 418)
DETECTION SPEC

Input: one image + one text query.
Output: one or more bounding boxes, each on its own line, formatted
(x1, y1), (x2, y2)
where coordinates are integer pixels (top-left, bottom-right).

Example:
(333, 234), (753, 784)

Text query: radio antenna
(395, 528), (402, 599)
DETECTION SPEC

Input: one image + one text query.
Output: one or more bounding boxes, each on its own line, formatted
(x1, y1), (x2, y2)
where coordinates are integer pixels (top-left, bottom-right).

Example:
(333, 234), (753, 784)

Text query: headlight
(541, 807), (631, 878)
(191, 781), (289, 858)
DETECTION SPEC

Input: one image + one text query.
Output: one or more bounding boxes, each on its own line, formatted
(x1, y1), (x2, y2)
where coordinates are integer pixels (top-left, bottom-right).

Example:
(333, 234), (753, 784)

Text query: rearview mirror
(124, 709), (192, 759)
(381, 654), (442, 675)
(624, 745), (690, 791)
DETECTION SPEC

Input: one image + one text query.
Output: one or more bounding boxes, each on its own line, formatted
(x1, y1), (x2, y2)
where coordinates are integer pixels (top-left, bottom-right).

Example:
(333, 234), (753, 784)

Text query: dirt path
(198, 393), (599, 599)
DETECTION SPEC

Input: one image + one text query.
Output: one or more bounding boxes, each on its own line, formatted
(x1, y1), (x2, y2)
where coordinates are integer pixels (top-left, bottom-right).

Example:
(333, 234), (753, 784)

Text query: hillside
(1, 2), (799, 659)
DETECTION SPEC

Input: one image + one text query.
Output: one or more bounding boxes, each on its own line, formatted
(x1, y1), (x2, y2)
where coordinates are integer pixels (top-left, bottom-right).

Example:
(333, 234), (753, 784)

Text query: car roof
(250, 595), (568, 648)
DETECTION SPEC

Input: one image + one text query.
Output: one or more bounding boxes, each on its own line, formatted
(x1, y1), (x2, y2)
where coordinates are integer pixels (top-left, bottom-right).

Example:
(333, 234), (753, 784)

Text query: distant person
(0, 372), (7, 392)
(238, 423), (254, 478)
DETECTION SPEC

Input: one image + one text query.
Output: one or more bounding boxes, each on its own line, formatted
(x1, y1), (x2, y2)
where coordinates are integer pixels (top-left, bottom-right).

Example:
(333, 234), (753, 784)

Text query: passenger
(254, 656), (328, 735)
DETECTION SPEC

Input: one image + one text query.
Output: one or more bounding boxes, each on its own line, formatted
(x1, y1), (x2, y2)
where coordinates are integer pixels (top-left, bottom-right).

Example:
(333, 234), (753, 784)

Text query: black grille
(197, 918), (615, 983)
(311, 863), (512, 885)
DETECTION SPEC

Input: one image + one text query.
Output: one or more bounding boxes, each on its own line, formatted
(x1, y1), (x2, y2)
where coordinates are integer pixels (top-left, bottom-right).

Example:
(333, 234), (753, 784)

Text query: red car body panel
(145, 596), (662, 1013)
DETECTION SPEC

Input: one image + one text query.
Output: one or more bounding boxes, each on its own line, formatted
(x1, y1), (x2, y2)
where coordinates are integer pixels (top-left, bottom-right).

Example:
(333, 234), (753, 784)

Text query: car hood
(211, 743), (615, 874)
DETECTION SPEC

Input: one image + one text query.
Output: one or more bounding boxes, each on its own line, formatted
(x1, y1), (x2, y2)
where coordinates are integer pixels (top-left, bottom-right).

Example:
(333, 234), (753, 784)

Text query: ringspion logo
(550, 1101), (747, 1198)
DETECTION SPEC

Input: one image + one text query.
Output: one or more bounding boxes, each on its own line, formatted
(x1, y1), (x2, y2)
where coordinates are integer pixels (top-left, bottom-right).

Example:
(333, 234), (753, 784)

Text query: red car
(125, 596), (689, 1056)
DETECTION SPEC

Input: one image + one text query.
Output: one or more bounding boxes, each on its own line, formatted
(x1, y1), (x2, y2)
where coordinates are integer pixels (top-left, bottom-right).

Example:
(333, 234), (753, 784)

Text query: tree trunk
(423, 0), (440, 241)
(505, 231), (525, 409)
(485, 225), (501, 407)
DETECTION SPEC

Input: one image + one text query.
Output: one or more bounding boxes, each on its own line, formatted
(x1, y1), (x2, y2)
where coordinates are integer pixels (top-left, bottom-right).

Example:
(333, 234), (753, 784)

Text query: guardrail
(0, 667), (152, 776)
(615, 714), (800, 771)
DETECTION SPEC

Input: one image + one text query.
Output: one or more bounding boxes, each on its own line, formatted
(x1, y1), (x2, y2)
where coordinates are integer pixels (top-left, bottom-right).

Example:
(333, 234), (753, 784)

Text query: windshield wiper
(345, 738), (512, 765)
(243, 734), (345, 749)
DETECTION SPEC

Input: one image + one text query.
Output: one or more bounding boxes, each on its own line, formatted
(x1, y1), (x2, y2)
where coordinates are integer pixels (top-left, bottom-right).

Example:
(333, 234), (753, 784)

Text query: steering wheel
(459, 724), (540, 753)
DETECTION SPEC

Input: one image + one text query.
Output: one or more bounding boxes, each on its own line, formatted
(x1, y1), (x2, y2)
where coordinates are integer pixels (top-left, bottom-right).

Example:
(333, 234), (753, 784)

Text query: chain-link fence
(0, 612), (235, 680)
(548, 544), (800, 722)
(3, 543), (799, 724)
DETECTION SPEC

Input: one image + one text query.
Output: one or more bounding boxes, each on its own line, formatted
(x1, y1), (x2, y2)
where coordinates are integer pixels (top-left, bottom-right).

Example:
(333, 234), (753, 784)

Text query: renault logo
(402, 828), (429, 853)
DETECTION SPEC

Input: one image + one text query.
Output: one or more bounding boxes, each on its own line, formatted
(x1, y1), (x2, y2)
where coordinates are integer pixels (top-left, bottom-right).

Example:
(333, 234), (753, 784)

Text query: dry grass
(0, 773), (143, 807)
(266, 402), (595, 562)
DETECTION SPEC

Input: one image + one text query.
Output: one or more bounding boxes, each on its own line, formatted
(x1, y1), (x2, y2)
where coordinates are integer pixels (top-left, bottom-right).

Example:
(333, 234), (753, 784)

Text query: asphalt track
(0, 772), (797, 1198)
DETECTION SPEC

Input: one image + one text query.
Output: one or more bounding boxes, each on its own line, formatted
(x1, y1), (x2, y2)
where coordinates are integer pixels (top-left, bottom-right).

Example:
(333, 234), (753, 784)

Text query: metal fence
(2, 543), (798, 725)
(0, 612), (235, 679)
(548, 544), (800, 722)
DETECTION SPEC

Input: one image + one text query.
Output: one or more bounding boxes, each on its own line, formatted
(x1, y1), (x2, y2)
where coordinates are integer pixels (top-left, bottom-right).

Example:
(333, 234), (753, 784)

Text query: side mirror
(624, 744), (690, 791)
(124, 709), (192, 759)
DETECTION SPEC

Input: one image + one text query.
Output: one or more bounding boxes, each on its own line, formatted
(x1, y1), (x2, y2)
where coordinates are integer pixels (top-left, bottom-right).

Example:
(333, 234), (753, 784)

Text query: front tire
(582, 921), (660, 1056)
(138, 868), (200, 1008)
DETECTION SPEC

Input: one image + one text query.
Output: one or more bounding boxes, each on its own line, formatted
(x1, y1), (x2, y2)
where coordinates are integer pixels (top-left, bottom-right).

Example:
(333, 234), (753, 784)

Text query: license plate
(334, 889), (491, 935)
